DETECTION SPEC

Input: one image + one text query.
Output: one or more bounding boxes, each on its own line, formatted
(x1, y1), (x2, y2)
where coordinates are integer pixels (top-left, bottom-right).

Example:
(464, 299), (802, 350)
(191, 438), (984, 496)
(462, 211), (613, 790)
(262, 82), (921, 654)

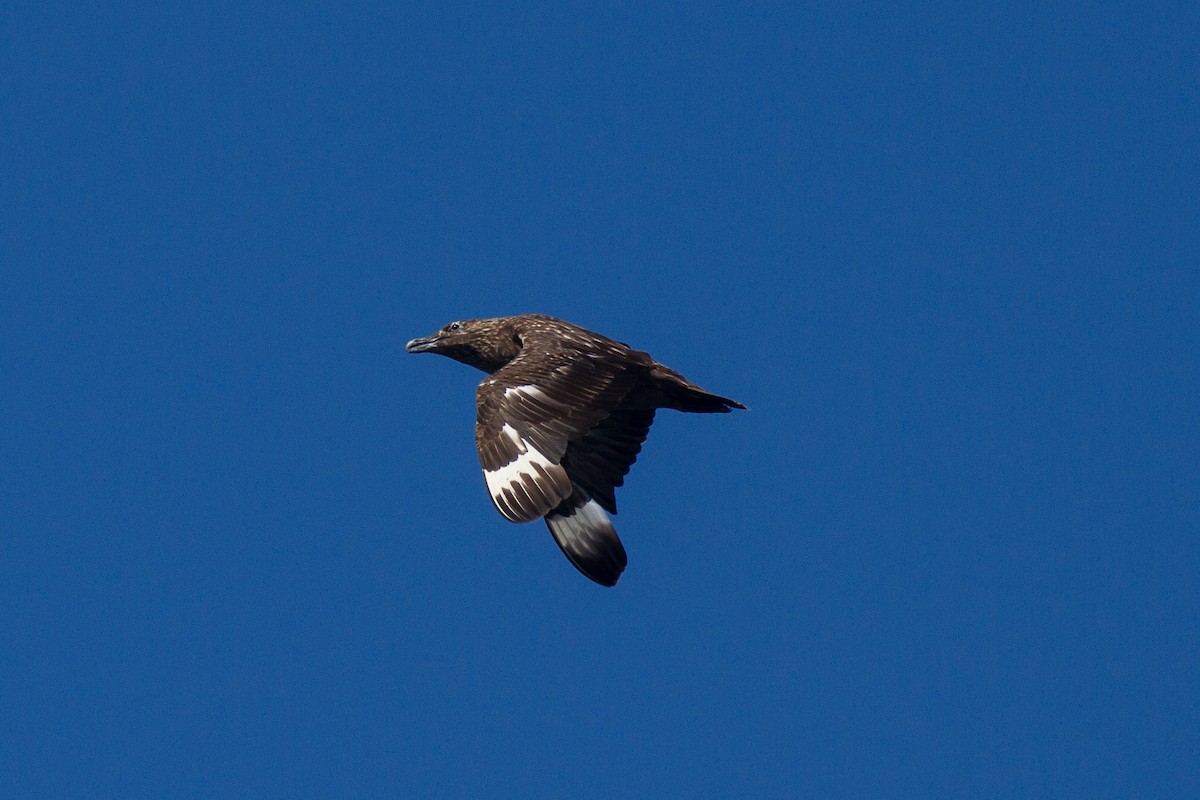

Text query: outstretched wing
(475, 342), (661, 586)
(543, 491), (628, 587)
(474, 351), (636, 523)
(560, 407), (656, 514)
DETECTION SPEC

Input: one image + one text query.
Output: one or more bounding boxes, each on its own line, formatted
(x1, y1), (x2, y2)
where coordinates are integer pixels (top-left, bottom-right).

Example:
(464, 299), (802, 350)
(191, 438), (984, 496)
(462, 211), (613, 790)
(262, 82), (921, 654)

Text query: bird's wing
(560, 407), (656, 514)
(538, 406), (654, 586)
(475, 350), (636, 523)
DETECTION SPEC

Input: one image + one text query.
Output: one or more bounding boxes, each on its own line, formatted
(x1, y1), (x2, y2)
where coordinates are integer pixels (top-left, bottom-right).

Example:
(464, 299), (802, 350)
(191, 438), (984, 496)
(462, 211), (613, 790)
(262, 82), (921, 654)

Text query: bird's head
(405, 317), (523, 373)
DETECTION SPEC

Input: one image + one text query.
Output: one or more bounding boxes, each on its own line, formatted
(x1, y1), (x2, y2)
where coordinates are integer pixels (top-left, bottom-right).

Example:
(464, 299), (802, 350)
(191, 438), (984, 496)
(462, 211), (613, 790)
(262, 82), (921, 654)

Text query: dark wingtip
(563, 530), (628, 587)
(581, 557), (626, 587)
(544, 499), (628, 587)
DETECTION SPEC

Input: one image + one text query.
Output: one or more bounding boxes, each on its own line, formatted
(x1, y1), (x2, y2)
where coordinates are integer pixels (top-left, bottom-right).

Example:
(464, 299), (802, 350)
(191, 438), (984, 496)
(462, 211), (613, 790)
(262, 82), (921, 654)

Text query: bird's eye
(448, 322), (461, 332)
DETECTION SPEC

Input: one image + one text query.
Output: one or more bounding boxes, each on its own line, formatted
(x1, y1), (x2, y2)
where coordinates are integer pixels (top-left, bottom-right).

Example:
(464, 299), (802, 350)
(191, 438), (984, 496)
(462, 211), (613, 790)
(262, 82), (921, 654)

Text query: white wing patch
(545, 498), (614, 549)
(500, 422), (522, 447)
(483, 423), (570, 523)
(503, 384), (568, 414)
(504, 384), (549, 401)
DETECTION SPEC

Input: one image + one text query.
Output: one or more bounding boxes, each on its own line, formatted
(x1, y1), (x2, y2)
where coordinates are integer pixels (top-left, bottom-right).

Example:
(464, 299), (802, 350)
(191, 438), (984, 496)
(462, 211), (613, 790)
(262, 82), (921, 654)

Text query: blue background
(3, 3), (1197, 797)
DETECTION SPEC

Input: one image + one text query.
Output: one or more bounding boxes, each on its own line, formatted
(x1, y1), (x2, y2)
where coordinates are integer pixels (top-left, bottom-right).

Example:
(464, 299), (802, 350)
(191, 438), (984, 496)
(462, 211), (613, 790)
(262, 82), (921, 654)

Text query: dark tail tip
(667, 386), (747, 413)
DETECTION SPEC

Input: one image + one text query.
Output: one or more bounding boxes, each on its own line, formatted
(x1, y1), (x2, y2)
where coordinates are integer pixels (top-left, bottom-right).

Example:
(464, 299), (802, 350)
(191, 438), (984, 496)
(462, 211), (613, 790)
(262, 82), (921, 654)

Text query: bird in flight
(406, 314), (745, 587)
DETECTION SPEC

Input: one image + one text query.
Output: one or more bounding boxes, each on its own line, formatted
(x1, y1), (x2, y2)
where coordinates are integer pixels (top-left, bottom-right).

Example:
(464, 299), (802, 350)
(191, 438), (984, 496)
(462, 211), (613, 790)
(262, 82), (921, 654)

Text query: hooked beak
(405, 335), (440, 353)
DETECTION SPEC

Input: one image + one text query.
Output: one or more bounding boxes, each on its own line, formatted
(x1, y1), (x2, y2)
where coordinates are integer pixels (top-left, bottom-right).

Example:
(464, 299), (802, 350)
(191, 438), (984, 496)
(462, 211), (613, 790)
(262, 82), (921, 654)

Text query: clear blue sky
(3, 3), (1197, 797)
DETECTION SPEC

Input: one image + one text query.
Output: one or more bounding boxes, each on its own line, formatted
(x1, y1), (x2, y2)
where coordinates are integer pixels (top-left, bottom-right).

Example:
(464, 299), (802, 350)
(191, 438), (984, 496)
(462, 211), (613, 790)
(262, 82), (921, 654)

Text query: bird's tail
(651, 364), (747, 413)
(544, 492), (628, 587)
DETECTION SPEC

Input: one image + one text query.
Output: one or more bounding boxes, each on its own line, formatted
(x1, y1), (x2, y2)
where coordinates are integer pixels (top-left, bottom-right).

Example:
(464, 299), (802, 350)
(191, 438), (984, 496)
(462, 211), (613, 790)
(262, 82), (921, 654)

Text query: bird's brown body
(406, 314), (744, 586)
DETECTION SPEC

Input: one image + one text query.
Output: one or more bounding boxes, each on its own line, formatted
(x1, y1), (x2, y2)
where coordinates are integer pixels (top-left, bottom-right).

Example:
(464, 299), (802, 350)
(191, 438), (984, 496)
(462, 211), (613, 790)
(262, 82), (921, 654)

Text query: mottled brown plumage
(406, 313), (745, 587)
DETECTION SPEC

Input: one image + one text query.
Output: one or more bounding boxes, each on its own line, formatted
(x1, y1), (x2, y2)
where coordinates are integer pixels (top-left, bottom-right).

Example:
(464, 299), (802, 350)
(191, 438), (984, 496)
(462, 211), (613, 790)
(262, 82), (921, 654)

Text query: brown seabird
(406, 313), (745, 587)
